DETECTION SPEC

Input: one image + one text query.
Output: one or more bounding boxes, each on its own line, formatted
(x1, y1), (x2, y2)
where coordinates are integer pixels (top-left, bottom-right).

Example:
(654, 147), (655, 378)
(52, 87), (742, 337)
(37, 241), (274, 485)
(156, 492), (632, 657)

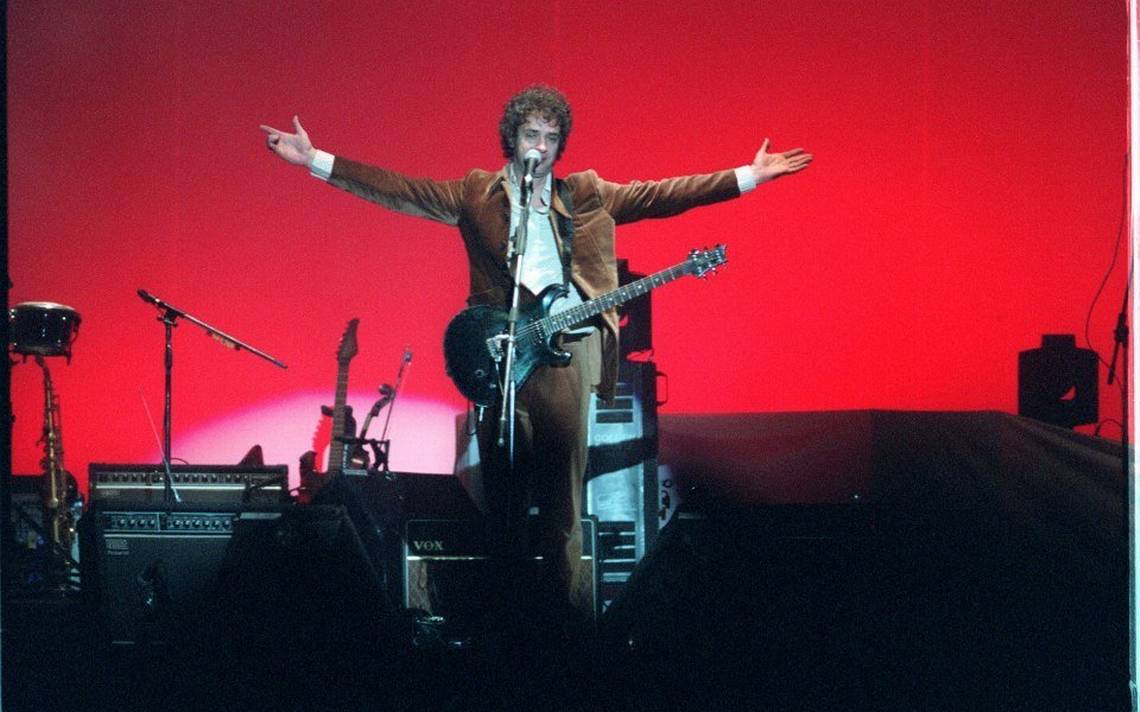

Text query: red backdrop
(8, 1), (1130, 492)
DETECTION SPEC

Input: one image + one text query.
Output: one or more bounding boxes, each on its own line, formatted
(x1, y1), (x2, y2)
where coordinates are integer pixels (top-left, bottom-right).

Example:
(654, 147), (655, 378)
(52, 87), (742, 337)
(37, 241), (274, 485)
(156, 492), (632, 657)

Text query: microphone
(520, 149), (542, 206)
(136, 289), (186, 320)
(522, 149), (542, 183)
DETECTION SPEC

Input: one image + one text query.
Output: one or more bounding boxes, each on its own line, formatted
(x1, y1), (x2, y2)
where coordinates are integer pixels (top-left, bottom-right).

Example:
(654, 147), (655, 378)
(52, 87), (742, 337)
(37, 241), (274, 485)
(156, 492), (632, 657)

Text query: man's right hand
(260, 115), (316, 167)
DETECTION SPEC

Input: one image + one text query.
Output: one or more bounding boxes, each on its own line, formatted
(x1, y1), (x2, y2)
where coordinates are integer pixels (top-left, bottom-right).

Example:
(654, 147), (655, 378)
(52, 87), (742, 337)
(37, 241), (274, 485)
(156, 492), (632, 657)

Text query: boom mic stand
(136, 289), (287, 509)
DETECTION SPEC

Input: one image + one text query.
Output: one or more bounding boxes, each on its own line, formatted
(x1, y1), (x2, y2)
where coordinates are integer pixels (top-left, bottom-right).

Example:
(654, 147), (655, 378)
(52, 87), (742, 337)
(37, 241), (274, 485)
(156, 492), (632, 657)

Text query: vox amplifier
(403, 517), (598, 621)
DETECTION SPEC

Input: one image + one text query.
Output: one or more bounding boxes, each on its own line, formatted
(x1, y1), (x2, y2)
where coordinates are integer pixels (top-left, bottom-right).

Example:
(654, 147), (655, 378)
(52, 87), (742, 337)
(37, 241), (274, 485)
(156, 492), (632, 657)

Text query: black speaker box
(81, 503), (387, 648)
(207, 504), (389, 656)
(311, 471), (482, 611)
(599, 503), (879, 711)
(81, 503), (253, 645)
(1017, 334), (1098, 427)
(617, 259), (652, 355)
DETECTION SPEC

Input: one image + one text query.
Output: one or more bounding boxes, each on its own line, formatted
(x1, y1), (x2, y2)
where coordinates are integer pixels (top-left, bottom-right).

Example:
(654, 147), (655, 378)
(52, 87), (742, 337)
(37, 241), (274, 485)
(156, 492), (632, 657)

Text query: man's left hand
(751, 139), (812, 184)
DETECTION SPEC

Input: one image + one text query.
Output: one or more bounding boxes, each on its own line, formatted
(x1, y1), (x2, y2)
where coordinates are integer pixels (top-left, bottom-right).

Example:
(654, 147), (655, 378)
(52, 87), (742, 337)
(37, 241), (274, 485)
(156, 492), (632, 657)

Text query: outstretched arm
(749, 138), (812, 185)
(260, 116), (317, 167)
(259, 115), (465, 225)
(599, 137), (813, 224)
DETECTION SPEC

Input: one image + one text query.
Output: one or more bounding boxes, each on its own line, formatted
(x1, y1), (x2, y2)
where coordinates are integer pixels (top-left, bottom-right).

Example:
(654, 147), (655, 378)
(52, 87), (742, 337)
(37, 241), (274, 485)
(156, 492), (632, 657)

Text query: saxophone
(37, 357), (75, 559)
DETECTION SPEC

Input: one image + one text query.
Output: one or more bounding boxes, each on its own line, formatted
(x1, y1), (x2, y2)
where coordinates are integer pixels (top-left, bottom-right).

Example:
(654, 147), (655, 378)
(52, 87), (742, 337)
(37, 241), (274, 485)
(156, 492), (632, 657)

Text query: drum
(9, 302), (81, 357)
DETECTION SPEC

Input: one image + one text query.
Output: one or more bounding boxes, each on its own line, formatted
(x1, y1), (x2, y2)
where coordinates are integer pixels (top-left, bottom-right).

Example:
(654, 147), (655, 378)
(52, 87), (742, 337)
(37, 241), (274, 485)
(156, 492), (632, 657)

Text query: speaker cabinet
(600, 504), (879, 711)
(587, 359), (658, 611)
(82, 503), (385, 646)
(82, 506), (244, 645)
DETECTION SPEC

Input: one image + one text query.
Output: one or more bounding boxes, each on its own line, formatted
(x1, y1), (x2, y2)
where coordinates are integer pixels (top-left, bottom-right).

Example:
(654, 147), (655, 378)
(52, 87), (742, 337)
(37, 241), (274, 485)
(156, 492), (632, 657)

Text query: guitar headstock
(337, 318), (360, 365)
(688, 244), (728, 278)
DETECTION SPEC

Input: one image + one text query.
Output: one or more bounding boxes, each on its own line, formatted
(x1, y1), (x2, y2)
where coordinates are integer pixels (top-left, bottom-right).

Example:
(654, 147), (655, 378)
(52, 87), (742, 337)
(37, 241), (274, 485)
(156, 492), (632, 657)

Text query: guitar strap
(554, 178), (575, 287)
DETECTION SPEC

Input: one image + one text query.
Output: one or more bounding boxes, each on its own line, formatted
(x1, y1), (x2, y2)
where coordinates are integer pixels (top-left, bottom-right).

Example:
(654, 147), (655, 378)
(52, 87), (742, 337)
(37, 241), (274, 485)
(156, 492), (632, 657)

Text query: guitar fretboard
(542, 262), (697, 334)
(327, 365), (351, 473)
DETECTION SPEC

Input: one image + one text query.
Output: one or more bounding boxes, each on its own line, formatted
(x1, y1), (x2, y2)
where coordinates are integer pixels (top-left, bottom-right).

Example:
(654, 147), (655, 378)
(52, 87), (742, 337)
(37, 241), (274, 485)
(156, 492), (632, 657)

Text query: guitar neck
(327, 363), (351, 473)
(542, 260), (697, 333)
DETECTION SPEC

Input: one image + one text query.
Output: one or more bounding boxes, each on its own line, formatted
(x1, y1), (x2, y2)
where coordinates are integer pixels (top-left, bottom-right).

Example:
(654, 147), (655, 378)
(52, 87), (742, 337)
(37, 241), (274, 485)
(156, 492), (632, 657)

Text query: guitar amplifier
(89, 463), (289, 507)
(403, 517), (598, 622)
(82, 503), (376, 646)
(81, 504), (250, 645)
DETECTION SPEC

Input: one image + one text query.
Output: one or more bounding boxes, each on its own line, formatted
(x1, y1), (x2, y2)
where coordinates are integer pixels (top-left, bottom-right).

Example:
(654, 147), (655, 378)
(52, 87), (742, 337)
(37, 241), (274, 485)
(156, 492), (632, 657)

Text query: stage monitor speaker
(208, 504), (389, 656)
(599, 503), (878, 710)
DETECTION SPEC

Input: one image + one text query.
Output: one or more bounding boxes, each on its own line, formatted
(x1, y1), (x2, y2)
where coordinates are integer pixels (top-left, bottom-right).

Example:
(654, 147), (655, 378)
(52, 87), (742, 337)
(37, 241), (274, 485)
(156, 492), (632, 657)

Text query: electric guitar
(299, 319), (359, 498)
(443, 245), (726, 406)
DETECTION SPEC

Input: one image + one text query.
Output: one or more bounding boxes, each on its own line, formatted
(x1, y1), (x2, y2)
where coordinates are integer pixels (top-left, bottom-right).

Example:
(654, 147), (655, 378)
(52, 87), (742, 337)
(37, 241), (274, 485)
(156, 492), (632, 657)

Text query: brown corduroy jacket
(328, 157), (740, 401)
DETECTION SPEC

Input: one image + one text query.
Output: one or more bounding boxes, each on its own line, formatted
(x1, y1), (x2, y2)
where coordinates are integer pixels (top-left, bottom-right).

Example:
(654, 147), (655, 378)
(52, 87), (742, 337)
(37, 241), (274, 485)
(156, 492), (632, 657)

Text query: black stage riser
(598, 502), (1128, 712)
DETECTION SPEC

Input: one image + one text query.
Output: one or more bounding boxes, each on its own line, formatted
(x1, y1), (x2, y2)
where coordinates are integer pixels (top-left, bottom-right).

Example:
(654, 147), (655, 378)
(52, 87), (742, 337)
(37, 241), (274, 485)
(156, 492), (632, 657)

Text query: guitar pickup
(486, 334), (507, 362)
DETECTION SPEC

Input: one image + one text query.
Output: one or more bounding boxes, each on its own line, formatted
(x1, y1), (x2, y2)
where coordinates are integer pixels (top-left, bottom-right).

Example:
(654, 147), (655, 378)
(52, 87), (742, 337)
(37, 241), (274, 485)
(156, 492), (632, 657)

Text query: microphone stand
(497, 167), (535, 470)
(137, 289), (287, 509)
(1108, 274), (1131, 572)
(1108, 276), (1130, 445)
(158, 308), (180, 506)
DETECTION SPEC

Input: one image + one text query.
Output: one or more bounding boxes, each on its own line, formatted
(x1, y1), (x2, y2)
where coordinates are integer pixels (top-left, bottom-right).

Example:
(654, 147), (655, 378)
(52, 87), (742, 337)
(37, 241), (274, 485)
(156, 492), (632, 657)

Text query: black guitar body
(444, 245), (726, 407)
(443, 285), (572, 407)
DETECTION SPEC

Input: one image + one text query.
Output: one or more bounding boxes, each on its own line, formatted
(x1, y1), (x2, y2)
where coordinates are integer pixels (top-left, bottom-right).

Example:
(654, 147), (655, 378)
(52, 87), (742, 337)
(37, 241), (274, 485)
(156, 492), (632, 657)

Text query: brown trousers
(476, 328), (602, 619)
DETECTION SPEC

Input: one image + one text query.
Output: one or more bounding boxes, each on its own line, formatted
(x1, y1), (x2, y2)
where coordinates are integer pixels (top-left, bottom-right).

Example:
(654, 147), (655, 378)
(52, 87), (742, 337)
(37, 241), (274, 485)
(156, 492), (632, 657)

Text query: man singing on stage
(261, 85), (811, 628)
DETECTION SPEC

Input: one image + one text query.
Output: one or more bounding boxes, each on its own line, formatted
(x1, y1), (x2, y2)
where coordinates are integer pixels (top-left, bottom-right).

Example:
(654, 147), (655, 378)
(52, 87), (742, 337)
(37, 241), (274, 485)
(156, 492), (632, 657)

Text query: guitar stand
(334, 436), (391, 478)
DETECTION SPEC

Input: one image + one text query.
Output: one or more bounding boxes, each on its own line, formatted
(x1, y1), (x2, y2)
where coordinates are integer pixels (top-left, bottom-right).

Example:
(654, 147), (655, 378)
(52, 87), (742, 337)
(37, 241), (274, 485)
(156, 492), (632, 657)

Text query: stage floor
(4, 410), (1130, 711)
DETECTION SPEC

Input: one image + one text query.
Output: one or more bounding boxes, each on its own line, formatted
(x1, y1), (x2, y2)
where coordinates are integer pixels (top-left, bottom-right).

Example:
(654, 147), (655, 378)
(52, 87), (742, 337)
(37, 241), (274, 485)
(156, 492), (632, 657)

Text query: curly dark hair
(499, 84), (572, 161)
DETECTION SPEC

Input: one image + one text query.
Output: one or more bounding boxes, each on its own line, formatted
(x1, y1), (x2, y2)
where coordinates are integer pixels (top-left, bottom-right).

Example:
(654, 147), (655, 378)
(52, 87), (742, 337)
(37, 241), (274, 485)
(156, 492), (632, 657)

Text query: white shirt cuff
(309, 150), (335, 181)
(735, 165), (757, 194)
